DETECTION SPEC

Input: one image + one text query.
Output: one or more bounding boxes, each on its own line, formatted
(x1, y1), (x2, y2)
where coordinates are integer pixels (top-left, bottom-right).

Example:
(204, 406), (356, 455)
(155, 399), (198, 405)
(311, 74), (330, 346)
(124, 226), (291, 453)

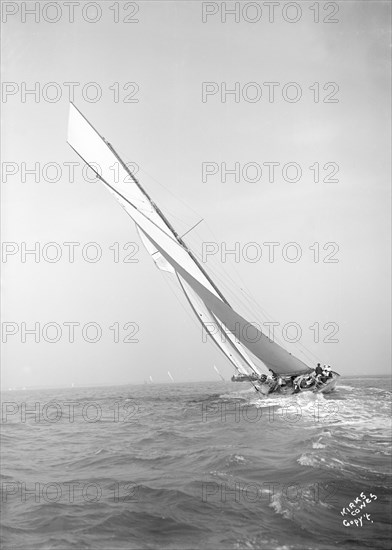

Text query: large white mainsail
(67, 104), (311, 378)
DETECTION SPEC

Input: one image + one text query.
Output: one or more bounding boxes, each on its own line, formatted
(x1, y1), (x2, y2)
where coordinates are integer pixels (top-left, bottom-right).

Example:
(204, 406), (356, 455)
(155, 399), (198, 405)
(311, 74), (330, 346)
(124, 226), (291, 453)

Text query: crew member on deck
(320, 365), (330, 383)
(293, 377), (300, 393)
(315, 364), (323, 378)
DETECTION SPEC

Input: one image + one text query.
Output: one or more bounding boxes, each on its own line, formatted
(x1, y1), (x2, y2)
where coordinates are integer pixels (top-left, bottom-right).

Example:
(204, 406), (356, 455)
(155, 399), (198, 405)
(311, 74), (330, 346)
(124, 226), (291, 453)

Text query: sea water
(1, 376), (391, 549)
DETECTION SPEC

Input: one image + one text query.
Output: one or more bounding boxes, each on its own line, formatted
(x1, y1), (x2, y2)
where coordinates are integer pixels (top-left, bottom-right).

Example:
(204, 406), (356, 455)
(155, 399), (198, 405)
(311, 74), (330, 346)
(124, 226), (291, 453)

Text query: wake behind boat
(67, 104), (340, 396)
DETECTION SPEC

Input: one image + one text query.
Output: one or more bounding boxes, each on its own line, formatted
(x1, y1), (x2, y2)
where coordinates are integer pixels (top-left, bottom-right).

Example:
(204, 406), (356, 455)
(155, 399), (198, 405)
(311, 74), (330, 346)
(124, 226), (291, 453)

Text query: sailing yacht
(213, 365), (225, 382)
(67, 104), (339, 396)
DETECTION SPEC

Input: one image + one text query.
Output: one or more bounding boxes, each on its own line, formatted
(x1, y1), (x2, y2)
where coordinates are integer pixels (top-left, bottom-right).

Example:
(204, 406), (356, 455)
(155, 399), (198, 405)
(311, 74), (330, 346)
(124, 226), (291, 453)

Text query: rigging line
(68, 144), (235, 338)
(111, 146), (203, 220)
(180, 219), (204, 239)
(149, 231), (315, 367)
(184, 253), (264, 322)
(234, 286), (320, 363)
(159, 272), (245, 380)
(187, 252), (319, 365)
(147, 201), (197, 229)
(137, 255), (256, 385)
(176, 275), (260, 394)
(189, 241), (319, 364)
(208, 312), (264, 378)
(199, 221), (279, 313)
(202, 284), (289, 357)
(169, 252), (270, 375)
(105, 141), (231, 308)
(175, 274), (248, 373)
(163, 211), (197, 230)
(69, 126), (230, 310)
(69, 104), (194, 257)
(160, 270), (204, 333)
(234, 298), (318, 364)
(173, 219), (279, 324)
(182, 240), (259, 309)
(203, 268), (270, 324)
(200, 221), (322, 363)
(184, 261), (258, 324)
(161, 272), (253, 380)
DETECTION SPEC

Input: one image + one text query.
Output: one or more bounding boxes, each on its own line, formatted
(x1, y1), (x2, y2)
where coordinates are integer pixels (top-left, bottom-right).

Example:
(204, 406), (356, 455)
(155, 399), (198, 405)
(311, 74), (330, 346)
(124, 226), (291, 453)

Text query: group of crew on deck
(259, 363), (333, 392)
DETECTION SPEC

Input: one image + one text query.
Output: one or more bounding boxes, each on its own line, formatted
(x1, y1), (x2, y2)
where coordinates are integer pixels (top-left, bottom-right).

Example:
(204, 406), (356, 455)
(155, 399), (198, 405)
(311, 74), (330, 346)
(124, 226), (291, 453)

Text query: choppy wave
(1, 377), (391, 549)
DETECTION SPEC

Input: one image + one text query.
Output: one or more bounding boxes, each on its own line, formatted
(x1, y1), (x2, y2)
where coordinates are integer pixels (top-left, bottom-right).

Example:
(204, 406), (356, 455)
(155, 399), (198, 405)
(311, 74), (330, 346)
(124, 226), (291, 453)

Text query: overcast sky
(2, 1), (390, 388)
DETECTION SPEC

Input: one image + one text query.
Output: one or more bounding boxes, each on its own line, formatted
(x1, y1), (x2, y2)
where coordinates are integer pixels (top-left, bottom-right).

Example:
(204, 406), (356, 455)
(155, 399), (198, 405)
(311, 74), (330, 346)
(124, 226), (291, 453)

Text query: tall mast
(105, 140), (231, 307)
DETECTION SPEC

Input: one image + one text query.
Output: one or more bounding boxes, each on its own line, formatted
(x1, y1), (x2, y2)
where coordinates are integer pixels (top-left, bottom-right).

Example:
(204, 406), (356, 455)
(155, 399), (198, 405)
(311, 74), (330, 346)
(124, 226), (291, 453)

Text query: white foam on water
(297, 454), (317, 467)
(226, 454), (247, 466)
(269, 493), (293, 519)
(312, 441), (326, 449)
(233, 454), (245, 462)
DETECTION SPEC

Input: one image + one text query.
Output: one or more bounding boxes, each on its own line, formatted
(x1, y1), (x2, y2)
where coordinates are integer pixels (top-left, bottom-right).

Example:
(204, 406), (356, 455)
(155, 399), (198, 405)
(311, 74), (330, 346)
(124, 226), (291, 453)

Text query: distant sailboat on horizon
(213, 365), (225, 382)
